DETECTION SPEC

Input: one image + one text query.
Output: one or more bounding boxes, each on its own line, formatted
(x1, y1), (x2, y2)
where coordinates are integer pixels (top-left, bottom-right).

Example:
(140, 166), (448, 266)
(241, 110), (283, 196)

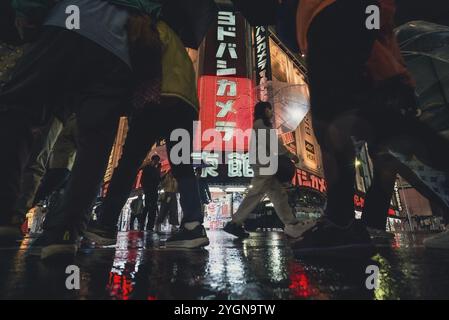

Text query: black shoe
(41, 229), (79, 260)
(292, 218), (372, 254)
(165, 225), (209, 248)
(83, 225), (117, 246)
(223, 222), (250, 238)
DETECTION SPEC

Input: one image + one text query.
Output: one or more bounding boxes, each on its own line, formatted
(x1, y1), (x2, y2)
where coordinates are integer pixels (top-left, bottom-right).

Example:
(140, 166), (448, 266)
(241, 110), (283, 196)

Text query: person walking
(223, 101), (313, 239)
(84, 17), (209, 249)
(196, 167), (212, 213)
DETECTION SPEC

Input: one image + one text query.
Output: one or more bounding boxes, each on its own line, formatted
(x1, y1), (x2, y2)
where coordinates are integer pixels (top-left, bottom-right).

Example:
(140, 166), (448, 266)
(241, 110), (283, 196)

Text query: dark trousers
(142, 187), (159, 231)
(307, 0), (378, 226)
(157, 192), (179, 226)
(98, 97), (203, 231)
(0, 27), (131, 233)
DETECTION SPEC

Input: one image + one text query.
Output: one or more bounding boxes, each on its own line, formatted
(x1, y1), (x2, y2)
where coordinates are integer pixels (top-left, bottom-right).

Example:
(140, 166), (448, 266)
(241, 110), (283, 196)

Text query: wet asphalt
(0, 230), (448, 300)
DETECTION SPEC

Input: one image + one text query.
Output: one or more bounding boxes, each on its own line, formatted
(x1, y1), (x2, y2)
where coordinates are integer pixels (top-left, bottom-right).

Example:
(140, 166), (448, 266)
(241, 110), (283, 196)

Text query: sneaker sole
(164, 237), (210, 249)
(83, 230), (116, 246)
(41, 244), (78, 260)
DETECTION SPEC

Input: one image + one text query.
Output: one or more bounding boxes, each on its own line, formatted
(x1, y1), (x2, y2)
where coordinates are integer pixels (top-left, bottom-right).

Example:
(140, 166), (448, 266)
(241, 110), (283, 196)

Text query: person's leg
(13, 117), (63, 220)
(362, 154), (398, 230)
(130, 214), (138, 231)
(44, 113), (119, 235)
(0, 28), (79, 231)
(156, 195), (169, 226)
(306, 0), (378, 227)
(232, 175), (270, 225)
(97, 113), (159, 231)
(265, 177), (297, 226)
(155, 98), (208, 247)
(139, 199), (148, 231)
(144, 188), (159, 231)
(168, 194), (179, 226)
(40, 33), (133, 253)
(312, 118), (358, 226)
(163, 101), (203, 226)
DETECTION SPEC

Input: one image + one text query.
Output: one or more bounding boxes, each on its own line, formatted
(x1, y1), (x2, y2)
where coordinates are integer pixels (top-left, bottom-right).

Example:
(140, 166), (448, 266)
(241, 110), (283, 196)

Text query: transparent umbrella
(256, 79), (310, 134)
(396, 21), (449, 137)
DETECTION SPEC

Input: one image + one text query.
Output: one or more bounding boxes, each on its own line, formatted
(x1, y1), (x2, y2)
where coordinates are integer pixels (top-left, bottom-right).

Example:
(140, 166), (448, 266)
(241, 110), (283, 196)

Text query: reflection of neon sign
(288, 262), (320, 298)
(107, 272), (133, 300)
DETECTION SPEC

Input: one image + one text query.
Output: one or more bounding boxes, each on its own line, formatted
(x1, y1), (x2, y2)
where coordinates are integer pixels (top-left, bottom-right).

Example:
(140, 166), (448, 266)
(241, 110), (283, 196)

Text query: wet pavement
(0, 230), (448, 300)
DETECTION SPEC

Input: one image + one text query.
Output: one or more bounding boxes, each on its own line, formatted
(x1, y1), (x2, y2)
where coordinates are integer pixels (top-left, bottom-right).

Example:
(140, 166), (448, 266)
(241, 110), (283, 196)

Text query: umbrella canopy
(160, 0), (218, 49)
(396, 21), (449, 139)
(256, 80), (310, 134)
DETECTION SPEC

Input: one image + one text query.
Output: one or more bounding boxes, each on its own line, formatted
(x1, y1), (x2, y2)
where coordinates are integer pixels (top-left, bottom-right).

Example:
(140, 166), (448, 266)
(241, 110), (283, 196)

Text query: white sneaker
(423, 230), (449, 249)
(284, 220), (316, 239)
